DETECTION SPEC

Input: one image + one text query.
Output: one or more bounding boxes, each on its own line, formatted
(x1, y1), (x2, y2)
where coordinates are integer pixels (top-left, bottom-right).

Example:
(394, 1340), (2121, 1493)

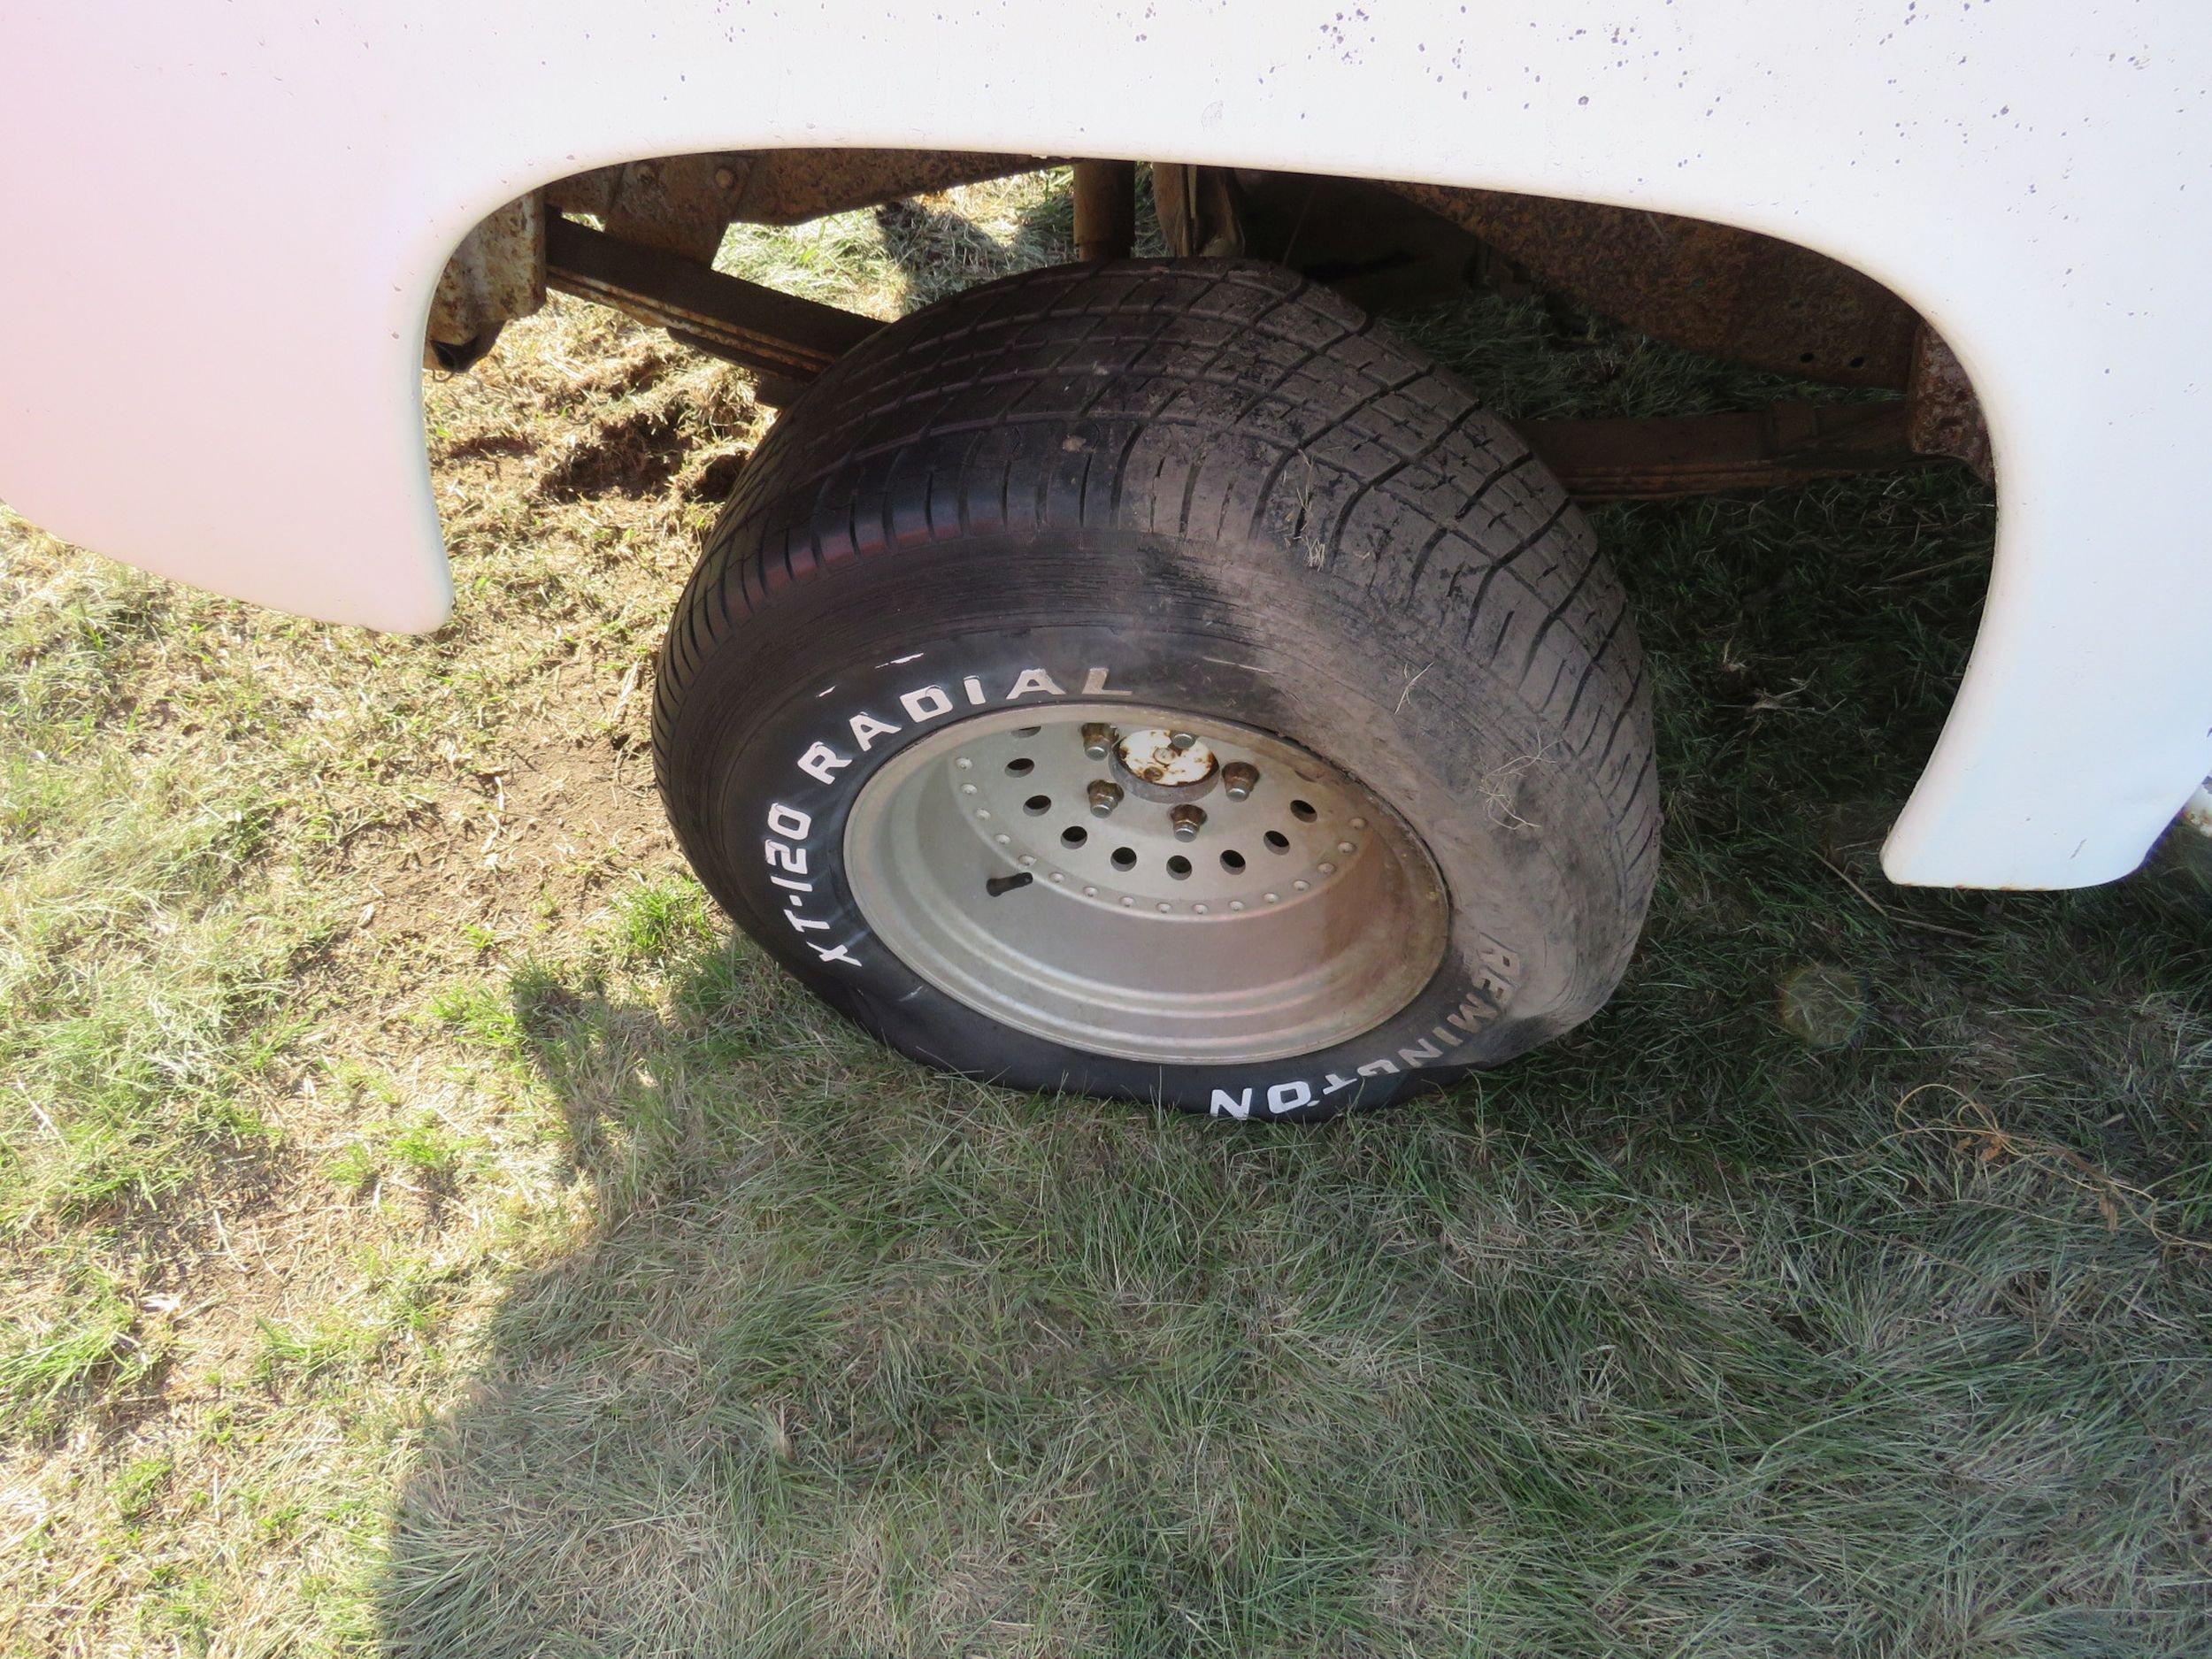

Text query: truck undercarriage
(426, 150), (1993, 502)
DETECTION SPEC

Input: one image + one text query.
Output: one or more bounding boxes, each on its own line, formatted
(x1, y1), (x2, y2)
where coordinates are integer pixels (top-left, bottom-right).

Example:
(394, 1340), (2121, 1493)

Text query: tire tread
(655, 260), (1657, 987)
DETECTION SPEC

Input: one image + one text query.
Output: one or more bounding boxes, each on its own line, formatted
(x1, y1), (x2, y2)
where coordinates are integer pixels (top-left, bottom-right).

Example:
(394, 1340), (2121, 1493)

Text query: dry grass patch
(2, 171), (2208, 1656)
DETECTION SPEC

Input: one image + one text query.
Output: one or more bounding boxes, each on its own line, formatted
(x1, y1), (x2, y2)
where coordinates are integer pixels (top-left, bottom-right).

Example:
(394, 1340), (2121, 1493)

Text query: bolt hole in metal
(842, 703), (1450, 1064)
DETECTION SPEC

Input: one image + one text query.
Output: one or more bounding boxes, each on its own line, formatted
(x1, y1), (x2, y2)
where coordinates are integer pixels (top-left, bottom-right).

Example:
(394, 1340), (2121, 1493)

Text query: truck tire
(652, 259), (1656, 1120)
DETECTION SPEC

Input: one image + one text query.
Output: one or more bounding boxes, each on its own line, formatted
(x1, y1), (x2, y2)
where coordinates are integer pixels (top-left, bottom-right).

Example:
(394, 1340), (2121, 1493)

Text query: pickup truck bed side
(2, 1), (2207, 887)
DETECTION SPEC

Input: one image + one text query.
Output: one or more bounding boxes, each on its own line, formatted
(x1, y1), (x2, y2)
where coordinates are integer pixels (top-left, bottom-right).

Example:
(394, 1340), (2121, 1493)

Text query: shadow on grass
(870, 166), (1169, 314)
(871, 186), (1079, 314)
(373, 426), (2212, 1654)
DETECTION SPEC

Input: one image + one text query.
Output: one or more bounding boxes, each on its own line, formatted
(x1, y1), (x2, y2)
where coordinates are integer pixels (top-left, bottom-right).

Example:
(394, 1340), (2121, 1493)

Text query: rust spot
(1905, 326), (1994, 481)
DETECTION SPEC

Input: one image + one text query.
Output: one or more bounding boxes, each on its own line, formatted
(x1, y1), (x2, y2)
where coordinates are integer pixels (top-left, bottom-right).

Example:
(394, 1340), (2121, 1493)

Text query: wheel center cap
(1115, 727), (1217, 788)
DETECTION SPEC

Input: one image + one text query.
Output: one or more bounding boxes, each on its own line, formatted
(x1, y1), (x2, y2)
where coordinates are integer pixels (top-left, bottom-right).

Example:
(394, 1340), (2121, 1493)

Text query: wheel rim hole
(1221, 849), (1246, 872)
(1024, 795), (1051, 816)
(1004, 757), (1034, 776)
(1289, 799), (1317, 822)
(1011, 726), (1041, 738)
(1263, 830), (1290, 853)
(1166, 856), (1192, 880)
(1110, 847), (1136, 872)
(1061, 826), (1087, 849)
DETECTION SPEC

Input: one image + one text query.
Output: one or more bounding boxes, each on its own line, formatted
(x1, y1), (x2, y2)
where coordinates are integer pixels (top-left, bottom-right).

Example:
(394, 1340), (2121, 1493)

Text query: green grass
(0, 1266), (157, 1432)
(2, 167), (2208, 1656)
(0, 572), (300, 1224)
(373, 467), (2212, 1655)
(108, 1450), (174, 1525)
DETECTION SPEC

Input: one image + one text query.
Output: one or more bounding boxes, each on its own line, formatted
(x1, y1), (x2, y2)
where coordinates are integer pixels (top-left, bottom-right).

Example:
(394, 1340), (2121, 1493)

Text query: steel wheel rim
(841, 703), (1450, 1065)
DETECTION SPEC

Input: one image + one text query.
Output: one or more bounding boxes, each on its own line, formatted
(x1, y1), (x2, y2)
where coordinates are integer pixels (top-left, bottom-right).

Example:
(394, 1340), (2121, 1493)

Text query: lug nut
(1087, 780), (1123, 817)
(1081, 723), (1117, 760)
(1221, 761), (1259, 801)
(1168, 730), (1198, 751)
(1170, 804), (1207, 841)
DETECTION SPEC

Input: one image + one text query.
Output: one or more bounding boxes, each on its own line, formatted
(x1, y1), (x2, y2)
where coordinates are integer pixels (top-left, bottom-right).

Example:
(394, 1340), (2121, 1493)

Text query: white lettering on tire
(770, 663), (1525, 1101)
(772, 667), (1122, 972)
(1210, 1087), (1254, 1120)
(764, 801), (859, 966)
(899, 685), (954, 721)
(849, 711), (902, 750)
(797, 742), (849, 784)
(1005, 668), (1066, 701)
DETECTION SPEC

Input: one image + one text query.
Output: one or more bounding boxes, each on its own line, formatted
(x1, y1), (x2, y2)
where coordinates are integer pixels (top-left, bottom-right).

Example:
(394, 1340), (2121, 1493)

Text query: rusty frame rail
(544, 216), (880, 387)
(1517, 401), (1930, 502)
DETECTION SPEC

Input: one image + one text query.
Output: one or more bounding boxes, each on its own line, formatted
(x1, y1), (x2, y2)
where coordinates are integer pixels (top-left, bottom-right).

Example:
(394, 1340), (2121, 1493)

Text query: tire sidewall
(661, 533), (1606, 1120)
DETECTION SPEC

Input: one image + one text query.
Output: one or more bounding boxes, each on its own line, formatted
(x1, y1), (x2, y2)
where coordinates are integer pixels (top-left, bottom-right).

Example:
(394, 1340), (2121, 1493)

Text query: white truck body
(2, 1), (2207, 888)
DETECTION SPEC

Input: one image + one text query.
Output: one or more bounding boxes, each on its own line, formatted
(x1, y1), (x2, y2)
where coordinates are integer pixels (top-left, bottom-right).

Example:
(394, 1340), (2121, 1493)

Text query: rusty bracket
(1153, 164), (1248, 259)
(1905, 326), (1993, 481)
(425, 192), (545, 372)
(1072, 160), (1138, 262)
(595, 154), (747, 264)
(543, 216), (881, 395)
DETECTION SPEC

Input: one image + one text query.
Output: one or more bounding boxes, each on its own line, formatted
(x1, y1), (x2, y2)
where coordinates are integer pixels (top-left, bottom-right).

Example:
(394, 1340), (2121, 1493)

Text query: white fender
(2, 2), (2207, 887)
